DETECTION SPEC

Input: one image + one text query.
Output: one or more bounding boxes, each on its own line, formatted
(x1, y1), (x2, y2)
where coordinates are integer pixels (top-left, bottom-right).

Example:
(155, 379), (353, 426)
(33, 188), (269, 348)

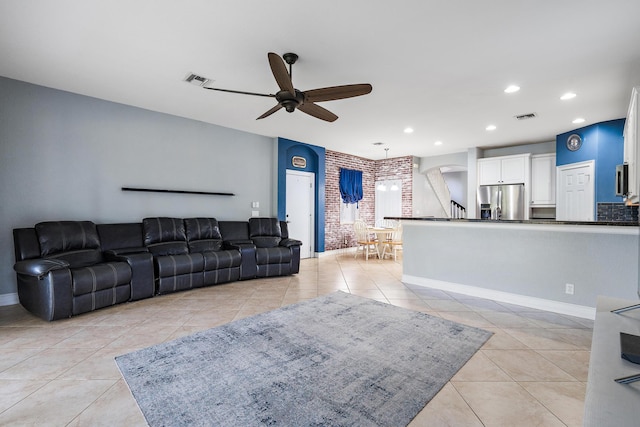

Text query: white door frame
(286, 170), (315, 258)
(556, 160), (595, 221)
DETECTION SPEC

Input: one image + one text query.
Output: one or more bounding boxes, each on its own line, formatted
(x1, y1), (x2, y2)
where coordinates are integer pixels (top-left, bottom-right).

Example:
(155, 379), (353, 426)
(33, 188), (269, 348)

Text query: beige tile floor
(0, 252), (592, 426)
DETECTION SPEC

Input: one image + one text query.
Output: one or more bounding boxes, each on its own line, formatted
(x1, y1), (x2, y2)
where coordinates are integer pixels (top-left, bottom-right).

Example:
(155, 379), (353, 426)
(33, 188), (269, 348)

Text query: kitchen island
(387, 217), (639, 318)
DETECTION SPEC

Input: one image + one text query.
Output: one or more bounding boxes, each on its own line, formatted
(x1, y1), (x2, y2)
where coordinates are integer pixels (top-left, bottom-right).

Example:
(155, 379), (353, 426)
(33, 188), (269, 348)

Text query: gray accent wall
(0, 77), (275, 298)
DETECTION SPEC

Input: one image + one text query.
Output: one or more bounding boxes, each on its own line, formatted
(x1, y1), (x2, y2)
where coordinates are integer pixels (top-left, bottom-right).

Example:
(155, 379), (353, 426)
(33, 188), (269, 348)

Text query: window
(375, 179), (402, 226)
(339, 168), (363, 224)
(340, 199), (359, 224)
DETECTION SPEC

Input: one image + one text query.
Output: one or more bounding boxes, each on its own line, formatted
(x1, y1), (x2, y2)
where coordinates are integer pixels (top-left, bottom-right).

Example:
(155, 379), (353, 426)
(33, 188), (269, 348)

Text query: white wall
(483, 141), (556, 158)
(0, 77), (275, 298)
(411, 172), (447, 218)
(442, 171), (467, 207)
(402, 220), (639, 313)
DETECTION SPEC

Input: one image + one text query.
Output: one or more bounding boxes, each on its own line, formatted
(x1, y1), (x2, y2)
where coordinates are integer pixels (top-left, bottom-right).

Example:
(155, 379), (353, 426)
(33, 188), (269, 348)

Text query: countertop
(385, 217), (639, 227)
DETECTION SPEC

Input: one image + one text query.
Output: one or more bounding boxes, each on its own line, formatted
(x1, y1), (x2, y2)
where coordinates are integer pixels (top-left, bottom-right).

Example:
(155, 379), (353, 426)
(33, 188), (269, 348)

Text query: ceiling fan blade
(298, 102), (338, 122)
(268, 52), (295, 94)
(256, 104), (283, 120)
(203, 87), (274, 98)
(304, 84), (372, 103)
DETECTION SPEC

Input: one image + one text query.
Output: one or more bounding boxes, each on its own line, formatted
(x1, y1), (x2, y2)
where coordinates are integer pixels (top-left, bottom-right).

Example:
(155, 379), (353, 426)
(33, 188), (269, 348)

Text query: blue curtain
(339, 168), (363, 205)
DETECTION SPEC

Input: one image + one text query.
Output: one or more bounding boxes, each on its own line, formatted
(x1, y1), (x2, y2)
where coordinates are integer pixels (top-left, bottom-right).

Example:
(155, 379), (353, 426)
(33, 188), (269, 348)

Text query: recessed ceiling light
(404, 127), (414, 134)
(561, 92), (577, 100)
(434, 141), (443, 146)
(572, 118), (585, 124)
(504, 85), (520, 94)
(486, 125), (497, 131)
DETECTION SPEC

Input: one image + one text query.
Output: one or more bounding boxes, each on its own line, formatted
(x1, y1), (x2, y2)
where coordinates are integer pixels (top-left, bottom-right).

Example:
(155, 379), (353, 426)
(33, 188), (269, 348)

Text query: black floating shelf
(122, 187), (234, 196)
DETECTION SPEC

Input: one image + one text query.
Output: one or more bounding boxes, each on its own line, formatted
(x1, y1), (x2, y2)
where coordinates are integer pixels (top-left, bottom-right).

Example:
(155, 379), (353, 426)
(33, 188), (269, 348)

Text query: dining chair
(383, 222), (403, 261)
(354, 220), (377, 260)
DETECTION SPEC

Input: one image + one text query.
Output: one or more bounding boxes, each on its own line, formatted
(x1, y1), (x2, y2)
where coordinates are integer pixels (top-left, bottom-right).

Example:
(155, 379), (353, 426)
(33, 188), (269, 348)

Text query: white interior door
(556, 160), (595, 221)
(286, 170), (314, 258)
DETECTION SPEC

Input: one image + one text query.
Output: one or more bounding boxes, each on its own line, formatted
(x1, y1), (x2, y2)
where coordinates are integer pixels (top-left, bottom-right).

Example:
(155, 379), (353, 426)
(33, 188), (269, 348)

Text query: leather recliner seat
(184, 218), (241, 286)
(142, 217), (204, 294)
(249, 218), (301, 278)
(13, 221), (136, 320)
(13, 217), (302, 321)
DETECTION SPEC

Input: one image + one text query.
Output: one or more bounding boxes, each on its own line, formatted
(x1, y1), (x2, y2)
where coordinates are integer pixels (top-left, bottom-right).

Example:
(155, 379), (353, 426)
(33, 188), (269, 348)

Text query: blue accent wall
(277, 137), (326, 252)
(556, 119), (625, 203)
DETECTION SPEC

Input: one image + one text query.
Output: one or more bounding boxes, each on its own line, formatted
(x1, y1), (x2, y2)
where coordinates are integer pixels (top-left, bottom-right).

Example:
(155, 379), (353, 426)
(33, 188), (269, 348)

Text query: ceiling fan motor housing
(276, 89), (304, 112)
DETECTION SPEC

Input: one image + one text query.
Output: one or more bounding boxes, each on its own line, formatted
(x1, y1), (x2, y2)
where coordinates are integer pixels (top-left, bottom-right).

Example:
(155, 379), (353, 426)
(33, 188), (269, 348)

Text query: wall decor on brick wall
(324, 151), (413, 251)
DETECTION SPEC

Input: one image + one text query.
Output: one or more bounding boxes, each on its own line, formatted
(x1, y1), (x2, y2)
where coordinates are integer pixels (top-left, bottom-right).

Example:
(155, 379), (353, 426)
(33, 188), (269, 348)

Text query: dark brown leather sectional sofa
(12, 217), (302, 321)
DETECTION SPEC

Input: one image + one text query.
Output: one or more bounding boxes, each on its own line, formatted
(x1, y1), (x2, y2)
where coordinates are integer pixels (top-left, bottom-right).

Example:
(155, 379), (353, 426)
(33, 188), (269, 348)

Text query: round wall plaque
(566, 134), (582, 151)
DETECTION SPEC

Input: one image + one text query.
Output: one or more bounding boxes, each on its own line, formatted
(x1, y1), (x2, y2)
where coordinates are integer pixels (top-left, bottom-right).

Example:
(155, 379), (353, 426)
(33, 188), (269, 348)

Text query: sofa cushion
(248, 218), (282, 248)
(184, 218), (222, 241)
(155, 253), (204, 278)
(248, 218), (282, 238)
(46, 249), (103, 269)
(36, 221), (100, 256)
(252, 236), (282, 248)
(255, 247), (292, 265)
(143, 218), (186, 245)
(71, 262), (132, 296)
(202, 250), (241, 270)
(189, 239), (223, 253)
(146, 242), (189, 257)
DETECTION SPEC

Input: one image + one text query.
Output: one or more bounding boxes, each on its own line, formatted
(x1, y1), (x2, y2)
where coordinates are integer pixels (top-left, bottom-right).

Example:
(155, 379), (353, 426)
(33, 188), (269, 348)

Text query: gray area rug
(116, 291), (492, 426)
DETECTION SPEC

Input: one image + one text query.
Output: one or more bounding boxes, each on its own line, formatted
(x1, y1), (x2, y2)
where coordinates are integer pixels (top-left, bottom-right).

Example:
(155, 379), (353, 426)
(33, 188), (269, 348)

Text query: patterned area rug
(116, 291), (492, 426)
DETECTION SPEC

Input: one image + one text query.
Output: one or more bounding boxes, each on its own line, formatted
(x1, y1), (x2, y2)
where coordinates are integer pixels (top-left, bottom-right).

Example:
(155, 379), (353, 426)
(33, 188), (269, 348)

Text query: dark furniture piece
(13, 217), (302, 321)
(12, 221), (152, 321)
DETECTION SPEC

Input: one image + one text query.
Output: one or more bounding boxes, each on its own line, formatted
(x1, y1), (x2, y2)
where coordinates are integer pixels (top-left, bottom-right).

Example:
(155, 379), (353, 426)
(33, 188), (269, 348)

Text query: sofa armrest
(280, 238), (302, 248)
(224, 240), (254, 248)
(103, 251), (155, 300)
(104, 247), (149, 256)
(14, 259), (70, 278)
(224, 242), (257, 280)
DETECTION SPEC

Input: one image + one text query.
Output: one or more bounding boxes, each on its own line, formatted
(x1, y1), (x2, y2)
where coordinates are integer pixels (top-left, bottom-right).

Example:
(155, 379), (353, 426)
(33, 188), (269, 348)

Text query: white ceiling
(1, 1), (639, 160)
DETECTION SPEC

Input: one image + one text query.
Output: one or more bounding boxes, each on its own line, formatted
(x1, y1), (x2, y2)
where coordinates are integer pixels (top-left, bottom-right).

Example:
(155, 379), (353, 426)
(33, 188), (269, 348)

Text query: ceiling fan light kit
(202, 52), (372, 122)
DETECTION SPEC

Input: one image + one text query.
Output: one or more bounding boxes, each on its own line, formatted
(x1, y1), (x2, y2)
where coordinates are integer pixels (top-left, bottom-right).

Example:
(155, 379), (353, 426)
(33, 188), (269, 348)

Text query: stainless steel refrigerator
(477, 184), (525, 220)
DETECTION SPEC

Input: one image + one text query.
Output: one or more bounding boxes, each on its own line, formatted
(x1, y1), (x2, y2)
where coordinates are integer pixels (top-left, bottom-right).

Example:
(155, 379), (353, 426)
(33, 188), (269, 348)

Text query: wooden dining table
(367, 226), (397, 259)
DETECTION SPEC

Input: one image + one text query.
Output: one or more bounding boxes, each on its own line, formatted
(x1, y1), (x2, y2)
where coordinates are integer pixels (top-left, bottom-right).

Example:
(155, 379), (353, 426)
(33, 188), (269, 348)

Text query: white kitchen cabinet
(478, 154), (528, 185)
(531, 153), (556, 206)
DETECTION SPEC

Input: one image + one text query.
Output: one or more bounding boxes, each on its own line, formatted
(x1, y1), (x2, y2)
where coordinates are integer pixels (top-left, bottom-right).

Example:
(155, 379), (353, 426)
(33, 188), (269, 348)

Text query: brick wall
(324, 151), (413, 251)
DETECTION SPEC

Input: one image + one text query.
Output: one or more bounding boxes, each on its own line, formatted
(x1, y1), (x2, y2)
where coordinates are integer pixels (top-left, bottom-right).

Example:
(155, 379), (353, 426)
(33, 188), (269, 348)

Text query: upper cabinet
(624, 86), (639, 204)
(531, 153), (556, 206)
(478, 154), (529, 185)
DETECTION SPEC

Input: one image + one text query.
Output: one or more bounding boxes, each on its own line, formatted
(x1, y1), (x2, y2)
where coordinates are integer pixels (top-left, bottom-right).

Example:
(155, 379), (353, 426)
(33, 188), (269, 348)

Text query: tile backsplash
(597, 203), (639, 222)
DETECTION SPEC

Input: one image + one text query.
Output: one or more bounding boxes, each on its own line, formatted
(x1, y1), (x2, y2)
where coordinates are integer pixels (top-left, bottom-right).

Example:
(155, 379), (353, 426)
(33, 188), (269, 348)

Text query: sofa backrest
(142, 217), (188, 256)
(184, 218), (223, 253)
(35, 221), (103, 268)
(97, 223), (144, 252)
(248, 218), (282, 248)
(218, 221), (251, 243)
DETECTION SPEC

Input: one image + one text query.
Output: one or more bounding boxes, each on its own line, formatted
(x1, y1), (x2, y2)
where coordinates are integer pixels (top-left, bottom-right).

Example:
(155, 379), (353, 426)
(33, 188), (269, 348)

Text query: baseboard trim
(0, 292), (19, 307)
(316, 247), (356, 258)
(402, 274), (596, 320)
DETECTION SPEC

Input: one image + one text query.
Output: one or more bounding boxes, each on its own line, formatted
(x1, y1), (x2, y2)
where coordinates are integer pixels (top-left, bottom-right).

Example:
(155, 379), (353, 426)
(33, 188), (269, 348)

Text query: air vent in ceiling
(514, 112), (537, 121)
(184, 72), (210, 86)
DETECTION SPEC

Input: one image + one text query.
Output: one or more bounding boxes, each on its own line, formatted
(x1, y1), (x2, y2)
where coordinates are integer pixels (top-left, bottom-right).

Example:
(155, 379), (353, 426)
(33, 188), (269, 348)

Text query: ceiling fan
(203, 52), (372, 122)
